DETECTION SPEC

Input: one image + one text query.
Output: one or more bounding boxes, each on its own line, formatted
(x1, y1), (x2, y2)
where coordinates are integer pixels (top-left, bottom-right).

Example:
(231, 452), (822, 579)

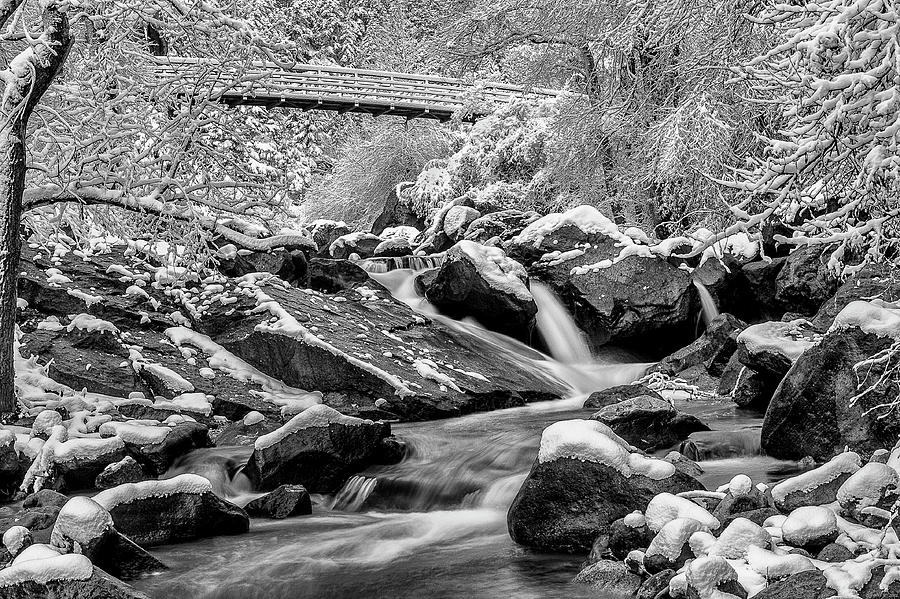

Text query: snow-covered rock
(835, 462), (899, 527)
(507, 420), (703, 553)
(590, 396), (710, 451)
(245, 405), (397, 493)
(572, 559), (642, 595)
(736, 320), (820, 377)
(771, 452), (861, 511)
(645, 492), (720, 532)
(683, 555), (747, 599)
(645, 517), (710, 573)
(781, 506), (839, 550)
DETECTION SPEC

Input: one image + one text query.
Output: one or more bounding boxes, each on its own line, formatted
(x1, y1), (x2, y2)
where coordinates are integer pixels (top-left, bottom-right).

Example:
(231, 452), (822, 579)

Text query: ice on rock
(771, 451), (861, 509)
(2, 526), (31, 557)
(50, 497), (113, 549)
(706, 518), (771, 559)
(781, 506), (838, 547)
(646, 518), (710, 562)
(537, 420), (676, 480)
(645, 492), (720, 531)
(93, 473), (213, 510)
(255, 404), (372, 451)
(746, 545), (815, 581)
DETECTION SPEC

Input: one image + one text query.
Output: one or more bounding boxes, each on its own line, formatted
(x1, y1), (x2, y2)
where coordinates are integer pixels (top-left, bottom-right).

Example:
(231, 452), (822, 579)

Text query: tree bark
(0, 2), (72, 415)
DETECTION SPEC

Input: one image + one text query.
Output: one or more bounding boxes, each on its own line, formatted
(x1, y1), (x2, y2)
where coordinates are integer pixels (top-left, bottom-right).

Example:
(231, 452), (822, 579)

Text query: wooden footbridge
(154, 57), (562, 121)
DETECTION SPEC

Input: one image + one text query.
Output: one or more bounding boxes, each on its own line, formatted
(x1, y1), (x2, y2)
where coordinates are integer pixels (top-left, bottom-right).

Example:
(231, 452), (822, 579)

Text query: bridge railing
(152, 57), (563, 120)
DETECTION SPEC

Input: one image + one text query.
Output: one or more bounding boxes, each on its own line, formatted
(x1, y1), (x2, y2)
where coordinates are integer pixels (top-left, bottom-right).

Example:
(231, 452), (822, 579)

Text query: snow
(32, 410), (62, 437)
(36, 316), (64, 331)
(443, 206), (480, 238)
(381, 226), (420, 243)
(737, 320), (820, 362)
(136, 363), (195, 394)
(537, 419), (676, 480)
(413, 358), (462, 392)
(255, 404), (372, 451)
(623, 511), (646, 528)
(646, 517), (710, 561)
(93, 473), (213, 509)
(706, 518), (771, 559)
(781, 506), (838, 546)
(836, 462), (899, 511)
(511, 205), (632, 248)
(771, 452), (861, 508)
(50, 496), (113, 548)
(2, 526), (30, 556)
(99, 421), (171, 444)
(728, 475), (753, 497)
(684, 556), (742, 599)
(242, 411), (265, 426)
(745, 545), (815, 580)
(830, 300), (900, 339)
(446, 241), (532, 302)
(0, 552), (93, 588)
(66, 288), (103, 308)
(645, 492), (721, 532)
(66, 313), (119, 335)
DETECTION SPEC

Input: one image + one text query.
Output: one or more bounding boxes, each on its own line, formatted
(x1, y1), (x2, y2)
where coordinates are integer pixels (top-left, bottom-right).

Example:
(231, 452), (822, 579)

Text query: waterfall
(530, 281), (593, 364)
(357, 254), (445, 273)
(693, 279), (720, 328)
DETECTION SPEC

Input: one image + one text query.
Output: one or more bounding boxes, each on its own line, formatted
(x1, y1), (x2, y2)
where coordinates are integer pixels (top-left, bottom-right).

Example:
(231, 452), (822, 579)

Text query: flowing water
(131, 266), (800, 599)
(693, 279), (721, 328)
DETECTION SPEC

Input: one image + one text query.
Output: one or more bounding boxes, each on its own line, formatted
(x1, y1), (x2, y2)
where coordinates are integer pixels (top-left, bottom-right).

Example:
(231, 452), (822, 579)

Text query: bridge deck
(154, 57), (561, 121)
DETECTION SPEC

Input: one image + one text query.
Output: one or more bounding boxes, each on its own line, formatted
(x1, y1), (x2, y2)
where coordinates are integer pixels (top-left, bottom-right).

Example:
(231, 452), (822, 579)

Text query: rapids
(131, 264), (801, 599)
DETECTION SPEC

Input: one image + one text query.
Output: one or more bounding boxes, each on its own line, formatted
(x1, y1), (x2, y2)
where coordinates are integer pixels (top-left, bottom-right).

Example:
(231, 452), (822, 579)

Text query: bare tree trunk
(0, 123), (25, 415)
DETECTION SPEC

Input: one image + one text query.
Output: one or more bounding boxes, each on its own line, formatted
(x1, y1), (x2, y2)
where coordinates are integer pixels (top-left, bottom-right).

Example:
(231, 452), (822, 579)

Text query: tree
(706, 0), (900, 272)
(0, 0), (308, 415)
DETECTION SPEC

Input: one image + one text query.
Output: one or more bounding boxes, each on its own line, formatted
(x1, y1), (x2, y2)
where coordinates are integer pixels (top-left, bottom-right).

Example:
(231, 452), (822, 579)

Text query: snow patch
(255, 404), (372, 451)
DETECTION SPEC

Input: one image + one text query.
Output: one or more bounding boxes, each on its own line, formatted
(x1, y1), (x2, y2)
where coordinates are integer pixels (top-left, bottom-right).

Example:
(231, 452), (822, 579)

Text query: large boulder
(507, 419), (703, 553)
(774, 246), (839, 316)
(463, 209), (539, 244)
(423, 241), (537, 342)
(590, 396), (710, 451)
(505, 206), (696, 352)
(737, 320), (820, 378)
(812, 263), (900, 330)
(741, 257), (787, 320)
(217, 248), (308, 286)
(244, 405), (395, 493)
(92, 474), (249, 547)
(762, 305), (900, 460)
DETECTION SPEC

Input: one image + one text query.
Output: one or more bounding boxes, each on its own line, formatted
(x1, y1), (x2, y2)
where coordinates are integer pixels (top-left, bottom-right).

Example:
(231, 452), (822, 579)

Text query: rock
(0, 433), (23, 502)
(638, 569), (676, 599)
(655, 313), (746, 376)
(423, 241), (536, 342)
(371, 188), (425, 236)
(706, 518), (770, 559)
(505, 206), (696, 352)
(860, 566), (900, 599)
(645, 517), (709, 573)
(736, 320), (820, 378)
(443, 206), (481, 240)
(607, 513), (655, 560)
(329, 232), (382, 259)
(49, 496), (165, 581)
(685, 556), (748, 599)
(463, 209), (539, 244)
(720, 507), (780, 528)
(663, 451), (704, 479)
(0, 557), (153, 599)
(100, 421), (210, 476)
(2, 526), (32, 558)
(372, 238), (412, 258)
(244, 484), (312, 519)
(816, 543), (853, 563)
(305, 258), (372, 293)
(93, 474), (249, 547)
(22, 489), (68, 510)
(781, 506), (839, 551)
(751, 570), (836, 599)
(761, 326), (900, 460)
(217, 249), (308, 286)
(45, 434), (129, 492)
(507, 419), (703, 553)
(774, 246), (839, 316)
(741, 257), (787, 320)
(835, 462), (899, 527)
(591, 396), (710, 451)
(572, 559), (642, 596)
(95, 457), (147, 490)
(712, 477), (769, 522)
(771, 452), (861, 511)
(583, 384), (663, 409)
(716, 351), (743, 396)
(215, 413), (281, 447)
(244, 405), (394, 493)
(679, 429), (761, 461)
(812, 264), (900, 330)
(730, 367), (779, 411)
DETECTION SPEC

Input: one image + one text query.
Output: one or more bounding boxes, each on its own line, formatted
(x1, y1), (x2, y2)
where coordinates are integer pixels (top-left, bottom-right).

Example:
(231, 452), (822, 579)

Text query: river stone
(771, 452), (861, 512)
(737, 320), (820, 378)
(245, 405), (394, 493)
(741, 257), (786, 320)
(22, 489), (68, 510)
(244, 484), (312, 519)
(329, 232), (382, 259)
(423, 241), (536, 342)
(507, 457), (703, 553)
(93, 476), (249, 547)
(94, 456), (147, 490)
(583, 384), (662, 409)
(572, 559), (642, 596)
(816, 543), (853, 563)
(591, 396), (710, 451)
(217, 248), (308, 286)
(762, 327), (900, 460)
(110, 421), (211, 476)
(463, 209), (540, 244)
(0, 564), (153, 599)
(812, 264), (900, 330)
(309, 220), (352, 257)
(751, 569), (837, 599)
(731, 367), (779, 411)
(654, 313), (746, 377)
(638, 569), (676, 599)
